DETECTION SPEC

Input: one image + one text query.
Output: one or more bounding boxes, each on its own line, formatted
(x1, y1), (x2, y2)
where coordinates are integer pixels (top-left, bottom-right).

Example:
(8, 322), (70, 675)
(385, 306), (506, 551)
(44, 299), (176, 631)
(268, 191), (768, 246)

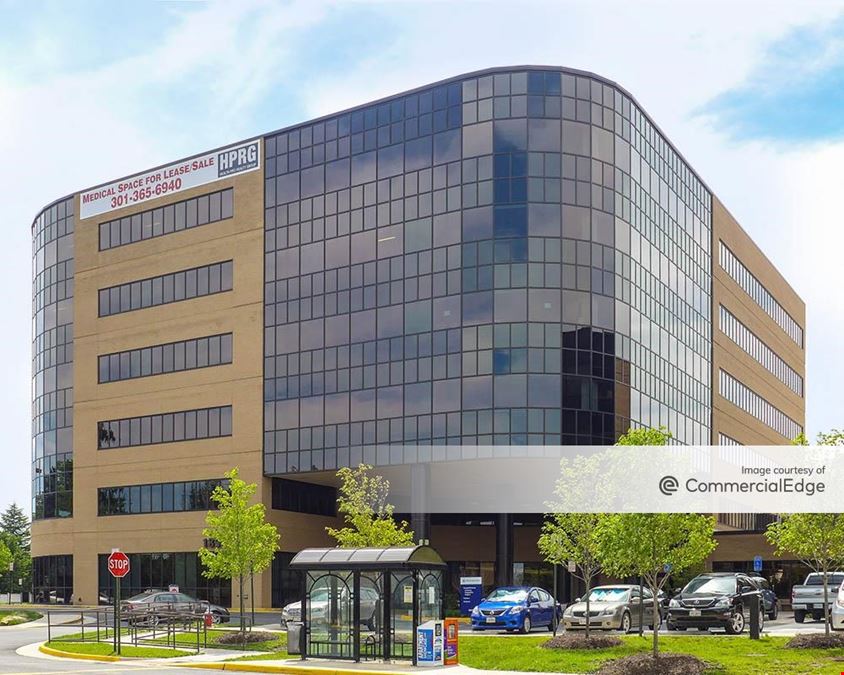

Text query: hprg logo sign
(218, 141), (259, 177)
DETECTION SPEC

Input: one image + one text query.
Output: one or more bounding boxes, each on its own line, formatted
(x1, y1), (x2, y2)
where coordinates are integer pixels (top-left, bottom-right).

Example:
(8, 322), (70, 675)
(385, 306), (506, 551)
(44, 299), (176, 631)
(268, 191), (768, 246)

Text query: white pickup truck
(791, 572), (844, 623)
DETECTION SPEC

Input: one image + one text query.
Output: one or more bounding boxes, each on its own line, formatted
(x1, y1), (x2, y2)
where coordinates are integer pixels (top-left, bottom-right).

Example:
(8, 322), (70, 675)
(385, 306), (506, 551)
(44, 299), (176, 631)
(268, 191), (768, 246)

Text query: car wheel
(547, 616), (557, 632)
(768, 603), (778, 621)
(618, 611), (632, 633)
(647, 614), (662, 631)
(520, 616), (532, 634)
(794, 610), (805, 624)
(211, 613), (222, 625)
(725, 609), (745, 635)
(148, 614), (160, 628)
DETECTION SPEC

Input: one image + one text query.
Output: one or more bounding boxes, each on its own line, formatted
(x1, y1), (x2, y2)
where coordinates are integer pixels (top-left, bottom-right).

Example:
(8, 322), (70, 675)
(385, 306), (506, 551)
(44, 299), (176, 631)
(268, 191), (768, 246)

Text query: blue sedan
(470, 586), (560, 633)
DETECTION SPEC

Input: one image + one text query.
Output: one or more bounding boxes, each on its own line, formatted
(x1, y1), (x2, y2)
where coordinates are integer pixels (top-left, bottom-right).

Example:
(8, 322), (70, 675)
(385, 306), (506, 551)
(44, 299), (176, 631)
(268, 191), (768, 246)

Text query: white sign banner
(79, 139), (261, 220)
(361, 445), (844, 513)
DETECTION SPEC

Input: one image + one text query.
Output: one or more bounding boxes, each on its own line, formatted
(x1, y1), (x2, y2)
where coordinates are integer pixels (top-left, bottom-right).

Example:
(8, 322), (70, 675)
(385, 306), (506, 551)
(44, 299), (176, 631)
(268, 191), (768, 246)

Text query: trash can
(286, 621), (304, 655)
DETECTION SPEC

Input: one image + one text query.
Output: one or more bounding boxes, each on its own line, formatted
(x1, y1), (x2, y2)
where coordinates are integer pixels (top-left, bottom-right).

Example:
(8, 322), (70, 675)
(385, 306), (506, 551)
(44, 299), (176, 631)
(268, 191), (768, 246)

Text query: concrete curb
(184, 664), (411, 675)
(38, 643), (120, 662)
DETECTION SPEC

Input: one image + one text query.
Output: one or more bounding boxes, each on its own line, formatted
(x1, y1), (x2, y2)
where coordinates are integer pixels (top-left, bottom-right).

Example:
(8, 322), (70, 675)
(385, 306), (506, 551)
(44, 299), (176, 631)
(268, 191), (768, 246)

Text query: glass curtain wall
(32, 197), (75, 519)
(262, 67), (712, 476)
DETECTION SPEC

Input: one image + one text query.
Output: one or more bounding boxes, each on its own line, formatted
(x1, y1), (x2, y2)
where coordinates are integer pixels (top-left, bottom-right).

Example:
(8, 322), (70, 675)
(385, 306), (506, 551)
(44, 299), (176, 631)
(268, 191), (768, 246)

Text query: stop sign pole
(107, 550), (130, 655)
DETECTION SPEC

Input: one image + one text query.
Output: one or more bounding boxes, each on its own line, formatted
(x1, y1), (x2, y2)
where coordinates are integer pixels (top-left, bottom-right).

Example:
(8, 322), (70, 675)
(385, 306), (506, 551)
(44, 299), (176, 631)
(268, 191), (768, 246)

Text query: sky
(2, 0), (843, 513)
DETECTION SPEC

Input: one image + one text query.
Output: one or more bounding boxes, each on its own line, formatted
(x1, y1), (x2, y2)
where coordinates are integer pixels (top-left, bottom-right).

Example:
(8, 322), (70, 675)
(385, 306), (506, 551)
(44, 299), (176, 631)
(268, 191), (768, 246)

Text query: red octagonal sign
(107, 551), (130, 578)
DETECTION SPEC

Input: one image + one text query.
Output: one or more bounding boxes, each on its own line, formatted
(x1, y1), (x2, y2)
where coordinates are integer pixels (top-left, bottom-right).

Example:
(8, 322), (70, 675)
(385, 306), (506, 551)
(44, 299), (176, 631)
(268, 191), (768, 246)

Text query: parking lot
(464, 611), (834, 638)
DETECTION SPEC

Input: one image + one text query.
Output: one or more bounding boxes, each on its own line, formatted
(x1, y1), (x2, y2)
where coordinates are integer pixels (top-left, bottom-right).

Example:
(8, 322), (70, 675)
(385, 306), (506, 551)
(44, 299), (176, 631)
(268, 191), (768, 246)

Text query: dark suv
(667, 573), (764, 634)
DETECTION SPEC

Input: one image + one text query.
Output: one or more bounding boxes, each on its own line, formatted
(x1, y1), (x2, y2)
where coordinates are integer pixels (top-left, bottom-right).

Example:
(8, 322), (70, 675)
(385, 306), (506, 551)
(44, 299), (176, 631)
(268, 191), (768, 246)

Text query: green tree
(615, 425), (672, 447)
(594, 426), (716, 659)
(326, 464), (414, 547)
(596, 513), (716, 657)
(0, 503), (31, 598)
(0, 504), (30, 547)
(779, 430), (844, 635)
(765, 514), (844, 636)
(199, 469), (280, 635)
(538, 513), (603, 637)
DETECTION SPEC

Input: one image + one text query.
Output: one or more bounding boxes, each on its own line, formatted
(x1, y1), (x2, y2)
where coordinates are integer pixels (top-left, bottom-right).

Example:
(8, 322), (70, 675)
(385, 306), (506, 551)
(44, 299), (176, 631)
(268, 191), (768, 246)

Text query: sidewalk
(26, 641), (578, 675)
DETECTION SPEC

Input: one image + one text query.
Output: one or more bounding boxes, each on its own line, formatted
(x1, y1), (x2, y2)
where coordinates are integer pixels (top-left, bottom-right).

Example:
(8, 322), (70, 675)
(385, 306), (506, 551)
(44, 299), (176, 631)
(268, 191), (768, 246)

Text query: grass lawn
(0, 609), (42, 626)
(56, 627), (286, 653)
(46, 640), (191, 658)
(459, 634), (844, 674)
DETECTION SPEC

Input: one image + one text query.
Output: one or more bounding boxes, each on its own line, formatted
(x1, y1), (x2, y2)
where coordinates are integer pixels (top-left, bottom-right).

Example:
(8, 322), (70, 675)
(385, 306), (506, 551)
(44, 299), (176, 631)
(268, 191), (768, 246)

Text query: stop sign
(107, 551), (130, 578)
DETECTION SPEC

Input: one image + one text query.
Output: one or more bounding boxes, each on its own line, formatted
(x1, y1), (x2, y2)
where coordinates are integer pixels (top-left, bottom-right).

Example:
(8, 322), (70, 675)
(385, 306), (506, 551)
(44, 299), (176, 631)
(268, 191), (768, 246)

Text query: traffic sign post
(753, 555), (763, 573)
(107, 550), (130, 655)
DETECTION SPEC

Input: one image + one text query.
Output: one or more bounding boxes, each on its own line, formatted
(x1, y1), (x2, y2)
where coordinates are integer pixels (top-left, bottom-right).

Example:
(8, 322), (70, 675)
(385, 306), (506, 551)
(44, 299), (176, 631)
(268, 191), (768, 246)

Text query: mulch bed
(786, 633), (844, 649)
(215, 630), (279, 645)
(542, 633), (623, 650)
(596, 653), (710, 675)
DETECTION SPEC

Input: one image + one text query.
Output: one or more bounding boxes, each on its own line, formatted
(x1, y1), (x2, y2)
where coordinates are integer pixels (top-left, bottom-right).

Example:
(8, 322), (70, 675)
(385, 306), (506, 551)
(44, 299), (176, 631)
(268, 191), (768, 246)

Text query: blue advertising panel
(459, 576), (483, 615)
(416, 620), (443, 667)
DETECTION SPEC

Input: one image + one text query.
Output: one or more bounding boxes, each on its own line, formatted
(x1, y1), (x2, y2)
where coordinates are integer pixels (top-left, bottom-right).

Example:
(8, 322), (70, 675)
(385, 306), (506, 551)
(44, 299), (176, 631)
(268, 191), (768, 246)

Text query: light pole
(8, 562), (14, 606)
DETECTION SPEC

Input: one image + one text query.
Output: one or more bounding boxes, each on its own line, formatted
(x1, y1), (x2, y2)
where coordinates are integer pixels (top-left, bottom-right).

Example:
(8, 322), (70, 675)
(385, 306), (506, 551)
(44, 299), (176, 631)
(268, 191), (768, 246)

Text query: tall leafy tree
(0, 504), (30, 548)
(538, 513), (603, 637)
(326, 464), (414, 547)
(596, 513), (716, 658)
(765, 514), (844, 636)
(0, 504), (30, 597)
(199, 469), (280, 635)
(769, 426), (844, 636)
(594, 426), (717, 658)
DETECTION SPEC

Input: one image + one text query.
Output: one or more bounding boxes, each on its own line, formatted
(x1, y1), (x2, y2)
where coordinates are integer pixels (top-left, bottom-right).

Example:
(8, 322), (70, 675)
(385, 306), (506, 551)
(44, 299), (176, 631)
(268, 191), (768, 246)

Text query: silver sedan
(563, 585), (662, 632)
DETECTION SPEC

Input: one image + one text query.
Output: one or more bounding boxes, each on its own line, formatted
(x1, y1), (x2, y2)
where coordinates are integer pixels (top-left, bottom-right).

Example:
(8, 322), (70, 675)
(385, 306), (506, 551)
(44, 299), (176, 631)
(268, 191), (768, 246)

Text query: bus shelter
(289, 545), (445, 664)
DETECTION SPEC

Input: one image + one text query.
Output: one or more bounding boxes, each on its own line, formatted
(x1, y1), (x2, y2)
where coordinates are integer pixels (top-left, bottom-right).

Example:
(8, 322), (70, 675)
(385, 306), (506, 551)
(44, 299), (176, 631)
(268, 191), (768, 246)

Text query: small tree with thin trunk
(772, 430), (844, 636)
(538, 513), (603, 638)
(765, 514), (844, 637)
(326, 464), (414, 547)
(596, 512), (717, 658)
(199, 469), (279, 636)
(594, 426), (716, 659)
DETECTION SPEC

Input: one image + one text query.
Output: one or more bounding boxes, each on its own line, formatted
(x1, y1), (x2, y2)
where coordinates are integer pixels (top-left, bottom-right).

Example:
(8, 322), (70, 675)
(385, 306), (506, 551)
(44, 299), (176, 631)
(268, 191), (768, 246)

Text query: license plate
(689, 609), (701, 617)
(574, 618), (585, 624)
(485, 616), (496, 623)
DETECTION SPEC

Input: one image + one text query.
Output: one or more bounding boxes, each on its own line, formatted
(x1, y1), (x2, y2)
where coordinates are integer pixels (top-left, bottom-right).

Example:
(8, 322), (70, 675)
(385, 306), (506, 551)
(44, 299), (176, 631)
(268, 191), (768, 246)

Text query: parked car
(791, 572), (844, 623)
(829, 580), (844, 631)
(667, 573), (764, 634)
(750, 576), (779, 620)
(121, 590), (230, 625)
(563, 585), (662, 633)
(281, 585), (380, 630)
(470, 586), (559, 633)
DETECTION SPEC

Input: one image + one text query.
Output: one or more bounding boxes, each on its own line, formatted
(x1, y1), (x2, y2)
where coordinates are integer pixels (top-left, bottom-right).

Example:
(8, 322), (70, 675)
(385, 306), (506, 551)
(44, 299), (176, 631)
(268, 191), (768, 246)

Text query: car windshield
(807, 574), (844, 586)
(587, 588), (630, 603)
(485, 588), (528, 602)
(683, 577), (736, 595)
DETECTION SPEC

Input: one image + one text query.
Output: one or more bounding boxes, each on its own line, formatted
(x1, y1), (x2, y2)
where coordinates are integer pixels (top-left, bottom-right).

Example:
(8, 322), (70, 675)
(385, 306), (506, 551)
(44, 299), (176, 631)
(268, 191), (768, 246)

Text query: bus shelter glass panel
(307, 571), (353, 659)
(359, 571), (384, 661)
(419, 571), (443, 624)
(390, 572), (414, 660)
